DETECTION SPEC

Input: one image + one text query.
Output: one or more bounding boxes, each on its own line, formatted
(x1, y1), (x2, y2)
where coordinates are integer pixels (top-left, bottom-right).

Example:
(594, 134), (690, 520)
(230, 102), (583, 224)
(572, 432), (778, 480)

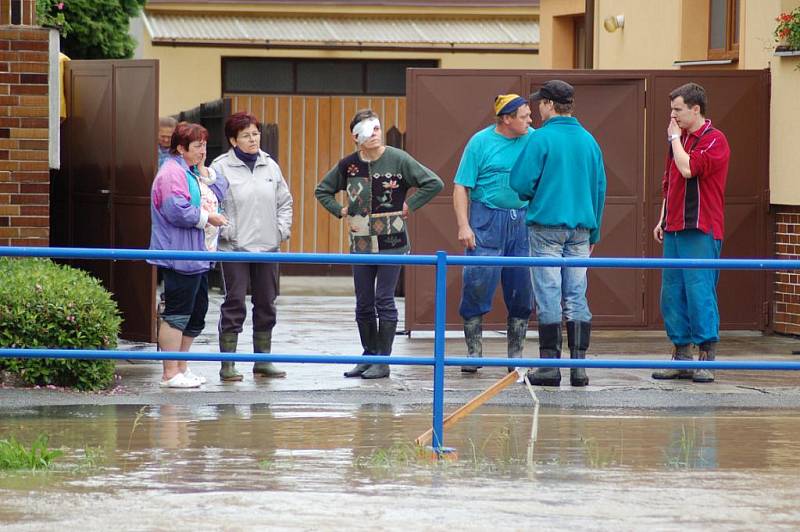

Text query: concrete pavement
(2, 277), (800, 409)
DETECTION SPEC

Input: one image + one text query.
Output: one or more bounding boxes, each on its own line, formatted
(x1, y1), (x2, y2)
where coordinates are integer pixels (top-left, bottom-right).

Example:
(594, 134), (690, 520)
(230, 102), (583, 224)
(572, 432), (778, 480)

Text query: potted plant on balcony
(774, 7), (800, 55)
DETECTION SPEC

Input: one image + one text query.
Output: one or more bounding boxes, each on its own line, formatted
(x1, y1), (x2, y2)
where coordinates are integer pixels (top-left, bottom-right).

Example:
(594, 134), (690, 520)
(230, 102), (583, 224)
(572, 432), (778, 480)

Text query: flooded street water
(2, 404), (800, 530)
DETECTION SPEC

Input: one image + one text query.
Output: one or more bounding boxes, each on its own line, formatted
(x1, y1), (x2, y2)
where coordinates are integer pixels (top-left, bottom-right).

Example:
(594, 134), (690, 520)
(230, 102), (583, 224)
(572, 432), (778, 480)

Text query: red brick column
(774, 206), (800, 335)
(0, 25), (50, 246)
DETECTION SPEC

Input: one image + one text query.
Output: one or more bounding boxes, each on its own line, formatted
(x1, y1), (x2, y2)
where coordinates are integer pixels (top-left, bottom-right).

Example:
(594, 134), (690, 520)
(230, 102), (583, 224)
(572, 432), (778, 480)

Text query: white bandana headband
(352, 117), (380, 145)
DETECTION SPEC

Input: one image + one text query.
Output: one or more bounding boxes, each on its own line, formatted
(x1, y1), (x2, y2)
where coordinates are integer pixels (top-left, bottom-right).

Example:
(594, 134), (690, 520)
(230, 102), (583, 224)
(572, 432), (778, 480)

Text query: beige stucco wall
(538, 0), (585, 68)
(770, 0), (800, 205)
(594, 0), (682, 69)
(144, 40), (540, 115)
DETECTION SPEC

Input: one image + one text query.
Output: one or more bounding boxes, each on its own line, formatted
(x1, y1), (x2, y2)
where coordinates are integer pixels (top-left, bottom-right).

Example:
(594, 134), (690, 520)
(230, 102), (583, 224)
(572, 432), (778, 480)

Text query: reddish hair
(170, 122), (208, 155)
(225, 111), (259, 141)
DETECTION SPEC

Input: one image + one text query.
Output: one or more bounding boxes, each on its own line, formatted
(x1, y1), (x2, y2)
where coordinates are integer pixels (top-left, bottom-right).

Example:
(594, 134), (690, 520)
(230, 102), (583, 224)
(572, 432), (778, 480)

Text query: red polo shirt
(662, 119), (730, 240)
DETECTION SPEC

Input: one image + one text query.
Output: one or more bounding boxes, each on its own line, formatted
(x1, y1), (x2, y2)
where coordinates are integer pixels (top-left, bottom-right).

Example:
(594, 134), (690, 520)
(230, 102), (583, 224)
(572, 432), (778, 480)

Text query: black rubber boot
(219, 332), (243, 382)
(344, 319), (378, 378)
(694, 341), (716, 383)
(253, 330), (286, 378)
(362, 320), (396, 379)
(567, 320), (591, 387)
(652, 344), (693, 380)
(527, 322), (562, 386)
(507, 317), (528, 373)
(461, 316), (483, 373)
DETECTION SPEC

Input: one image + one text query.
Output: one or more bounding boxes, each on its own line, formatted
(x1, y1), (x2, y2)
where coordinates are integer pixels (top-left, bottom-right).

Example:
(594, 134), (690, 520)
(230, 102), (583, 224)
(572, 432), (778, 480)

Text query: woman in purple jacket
(148, 122), (228, 388)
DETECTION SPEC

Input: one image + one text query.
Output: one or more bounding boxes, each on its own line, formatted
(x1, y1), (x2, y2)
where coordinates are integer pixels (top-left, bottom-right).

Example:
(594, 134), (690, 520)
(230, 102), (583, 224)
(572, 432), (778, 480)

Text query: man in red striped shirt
(652, 82), (730, 383)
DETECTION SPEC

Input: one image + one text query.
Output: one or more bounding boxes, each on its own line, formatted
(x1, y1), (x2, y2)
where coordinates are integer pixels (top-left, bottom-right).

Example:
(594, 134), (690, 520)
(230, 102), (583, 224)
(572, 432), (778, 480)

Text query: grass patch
(0, 434), (63, 471)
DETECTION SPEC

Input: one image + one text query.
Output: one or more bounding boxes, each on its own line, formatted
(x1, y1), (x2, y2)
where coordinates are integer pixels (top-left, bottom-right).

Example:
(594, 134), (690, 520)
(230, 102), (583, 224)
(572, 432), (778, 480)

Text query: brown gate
(60, 60), (158, 341)
(406, 69), (770, 331)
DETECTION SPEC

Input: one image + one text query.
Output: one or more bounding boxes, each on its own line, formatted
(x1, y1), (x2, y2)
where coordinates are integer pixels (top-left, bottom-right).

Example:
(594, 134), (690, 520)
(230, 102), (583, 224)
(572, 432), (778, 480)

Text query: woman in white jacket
(211, 112), (293, 381)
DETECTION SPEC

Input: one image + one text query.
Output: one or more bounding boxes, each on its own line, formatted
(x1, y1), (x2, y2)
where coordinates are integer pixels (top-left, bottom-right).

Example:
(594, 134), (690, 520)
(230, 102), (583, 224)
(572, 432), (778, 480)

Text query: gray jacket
(211, 149), (293, 252)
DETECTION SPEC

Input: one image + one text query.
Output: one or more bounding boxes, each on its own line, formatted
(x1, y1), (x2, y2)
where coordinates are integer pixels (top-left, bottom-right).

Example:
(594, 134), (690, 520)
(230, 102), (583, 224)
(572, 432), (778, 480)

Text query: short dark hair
(670, 82), (706, 115)
(170, 122), (208, 155)
(349, 108), (378, 133)
(553, 101), (574, 114)
(225, 111), (259, 141)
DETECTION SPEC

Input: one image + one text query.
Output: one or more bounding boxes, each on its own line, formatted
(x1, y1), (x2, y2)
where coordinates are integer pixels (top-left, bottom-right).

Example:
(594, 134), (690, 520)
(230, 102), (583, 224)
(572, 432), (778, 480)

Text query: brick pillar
(0, 24), (50, 246)
(774, 206), (800, 335)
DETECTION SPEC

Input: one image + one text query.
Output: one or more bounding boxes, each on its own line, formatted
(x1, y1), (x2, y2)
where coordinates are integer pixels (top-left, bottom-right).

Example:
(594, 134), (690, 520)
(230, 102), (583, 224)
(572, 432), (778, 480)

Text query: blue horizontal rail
(3, 349), (800, 371)
(2, 245), (800, 452)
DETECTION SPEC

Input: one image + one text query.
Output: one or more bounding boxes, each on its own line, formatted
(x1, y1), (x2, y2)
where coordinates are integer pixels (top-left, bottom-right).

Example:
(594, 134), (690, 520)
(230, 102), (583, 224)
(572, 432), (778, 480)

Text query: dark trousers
(352, 264), (402, 322)
(219, 262), (279, 334)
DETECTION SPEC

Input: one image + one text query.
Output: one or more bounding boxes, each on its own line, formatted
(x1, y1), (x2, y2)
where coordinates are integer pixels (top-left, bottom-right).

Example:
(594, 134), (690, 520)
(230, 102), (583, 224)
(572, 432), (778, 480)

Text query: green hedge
(0, 258), (121, 391)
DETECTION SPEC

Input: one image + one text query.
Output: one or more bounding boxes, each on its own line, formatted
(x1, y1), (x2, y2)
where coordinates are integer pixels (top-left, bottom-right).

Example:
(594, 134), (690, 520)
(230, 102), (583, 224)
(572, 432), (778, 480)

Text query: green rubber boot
(219, 332), (243, 382)
(461, 316), (483, 373)
(253, 331), (286, 378)
(507, 317), (528, 373)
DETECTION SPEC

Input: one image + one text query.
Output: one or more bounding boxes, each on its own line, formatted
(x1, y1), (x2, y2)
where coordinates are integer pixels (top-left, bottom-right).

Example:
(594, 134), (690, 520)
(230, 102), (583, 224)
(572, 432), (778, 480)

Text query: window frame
(707, 0), (740, 60)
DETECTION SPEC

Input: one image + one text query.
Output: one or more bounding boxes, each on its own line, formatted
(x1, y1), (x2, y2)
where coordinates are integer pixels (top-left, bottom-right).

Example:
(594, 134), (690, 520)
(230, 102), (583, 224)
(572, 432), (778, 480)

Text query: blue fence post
(432, 250), (447, 450)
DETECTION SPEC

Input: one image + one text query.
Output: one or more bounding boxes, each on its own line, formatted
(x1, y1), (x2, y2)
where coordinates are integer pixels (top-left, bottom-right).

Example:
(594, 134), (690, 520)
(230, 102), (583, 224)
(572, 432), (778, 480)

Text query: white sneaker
(159, 373), (202, 388)
(183, 368), (206, 385)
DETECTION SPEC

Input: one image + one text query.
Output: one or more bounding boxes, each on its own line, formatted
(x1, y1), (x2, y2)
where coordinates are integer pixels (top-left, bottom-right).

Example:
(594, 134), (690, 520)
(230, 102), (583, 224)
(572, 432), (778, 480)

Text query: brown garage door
(405, 69), (769, 331)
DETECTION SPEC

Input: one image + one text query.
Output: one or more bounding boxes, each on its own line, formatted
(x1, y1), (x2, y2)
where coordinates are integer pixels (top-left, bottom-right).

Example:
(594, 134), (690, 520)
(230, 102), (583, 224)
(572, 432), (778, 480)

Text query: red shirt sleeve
(688, 132), (730, 179)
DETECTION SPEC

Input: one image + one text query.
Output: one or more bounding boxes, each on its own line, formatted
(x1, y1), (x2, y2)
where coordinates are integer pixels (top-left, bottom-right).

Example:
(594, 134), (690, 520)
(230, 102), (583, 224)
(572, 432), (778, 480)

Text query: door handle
(98, 189), (111, 194)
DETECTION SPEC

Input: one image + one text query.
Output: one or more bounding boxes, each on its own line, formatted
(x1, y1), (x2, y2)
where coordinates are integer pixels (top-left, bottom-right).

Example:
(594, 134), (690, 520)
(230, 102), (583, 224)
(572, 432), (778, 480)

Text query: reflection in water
(2, 405), (800, 528)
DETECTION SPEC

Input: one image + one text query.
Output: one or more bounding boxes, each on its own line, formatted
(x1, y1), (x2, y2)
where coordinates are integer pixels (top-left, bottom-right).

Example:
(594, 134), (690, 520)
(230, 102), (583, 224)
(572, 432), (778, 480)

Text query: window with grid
(708, 0), (740, 60)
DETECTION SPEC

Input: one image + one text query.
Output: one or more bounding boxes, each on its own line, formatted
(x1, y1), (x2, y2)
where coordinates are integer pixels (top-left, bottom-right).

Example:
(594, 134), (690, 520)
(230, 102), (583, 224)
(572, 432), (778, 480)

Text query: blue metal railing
(2, 246), (800, 451)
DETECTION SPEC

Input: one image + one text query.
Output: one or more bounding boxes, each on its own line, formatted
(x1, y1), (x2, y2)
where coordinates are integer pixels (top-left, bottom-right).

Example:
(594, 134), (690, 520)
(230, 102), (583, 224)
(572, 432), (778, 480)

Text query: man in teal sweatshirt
(510, 80), (607, 388)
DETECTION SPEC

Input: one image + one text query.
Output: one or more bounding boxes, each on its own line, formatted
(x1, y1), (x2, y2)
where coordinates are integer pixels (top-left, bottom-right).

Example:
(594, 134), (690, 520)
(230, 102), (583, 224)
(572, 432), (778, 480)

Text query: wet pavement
(3, 278), (800, 530)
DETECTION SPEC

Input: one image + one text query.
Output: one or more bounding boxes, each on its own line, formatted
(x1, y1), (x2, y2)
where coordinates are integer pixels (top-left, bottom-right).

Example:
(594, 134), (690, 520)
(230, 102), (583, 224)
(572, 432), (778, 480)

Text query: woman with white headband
(315, 109), (443, 379)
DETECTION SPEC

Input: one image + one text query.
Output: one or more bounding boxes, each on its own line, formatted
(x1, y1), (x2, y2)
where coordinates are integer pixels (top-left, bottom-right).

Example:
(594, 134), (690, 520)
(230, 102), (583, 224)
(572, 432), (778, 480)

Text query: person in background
(315, 109), (443, 380)
(158, 116), (177, 168)
(148, 122), (228, 388)
(510, 80), (607, 388)
(652, 82), (730, 384)
(453, 94), (534, 375)
(211, 112), (293, 382)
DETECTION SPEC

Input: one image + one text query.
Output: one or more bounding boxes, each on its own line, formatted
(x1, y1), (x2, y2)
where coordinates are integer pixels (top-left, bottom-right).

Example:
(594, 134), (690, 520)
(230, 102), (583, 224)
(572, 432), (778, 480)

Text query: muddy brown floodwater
(2, 404), (800, 530)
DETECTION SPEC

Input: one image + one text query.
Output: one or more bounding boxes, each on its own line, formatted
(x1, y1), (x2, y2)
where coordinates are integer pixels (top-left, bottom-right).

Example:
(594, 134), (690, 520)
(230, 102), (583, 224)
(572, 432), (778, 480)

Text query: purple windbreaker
(148, 156), (228, 274)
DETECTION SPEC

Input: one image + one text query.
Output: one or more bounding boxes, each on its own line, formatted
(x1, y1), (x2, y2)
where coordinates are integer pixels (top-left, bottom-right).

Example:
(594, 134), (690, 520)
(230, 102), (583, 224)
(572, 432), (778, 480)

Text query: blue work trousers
(459, 201), (534, 321)
(660, 229), (721, 346)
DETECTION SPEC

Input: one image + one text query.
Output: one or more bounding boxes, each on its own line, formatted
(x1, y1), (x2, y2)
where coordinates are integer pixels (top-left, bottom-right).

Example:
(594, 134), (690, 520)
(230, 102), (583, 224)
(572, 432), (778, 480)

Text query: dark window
(366, 61), (434, 95)
(223, 58), (437, 95)
(224, 59), (293, 93)
(11, 0), (21, 25)
(297, 61), (362, 94)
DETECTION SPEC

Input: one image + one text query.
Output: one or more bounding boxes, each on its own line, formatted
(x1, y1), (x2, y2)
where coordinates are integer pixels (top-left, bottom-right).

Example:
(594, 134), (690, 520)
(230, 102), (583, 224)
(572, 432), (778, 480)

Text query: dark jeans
(219, 262), (279, 334)
(352, 264), (402, 322)
(160, 268), (208, 338)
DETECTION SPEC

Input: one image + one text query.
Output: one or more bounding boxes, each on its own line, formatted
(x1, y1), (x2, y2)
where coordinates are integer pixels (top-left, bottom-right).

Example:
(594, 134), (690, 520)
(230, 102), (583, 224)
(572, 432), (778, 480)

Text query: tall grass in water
(0, 434), (63, 471)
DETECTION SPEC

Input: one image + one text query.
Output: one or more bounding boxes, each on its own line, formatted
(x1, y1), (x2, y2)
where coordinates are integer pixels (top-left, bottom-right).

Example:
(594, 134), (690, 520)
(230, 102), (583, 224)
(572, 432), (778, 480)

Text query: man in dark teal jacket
(510, 80), (607, 388)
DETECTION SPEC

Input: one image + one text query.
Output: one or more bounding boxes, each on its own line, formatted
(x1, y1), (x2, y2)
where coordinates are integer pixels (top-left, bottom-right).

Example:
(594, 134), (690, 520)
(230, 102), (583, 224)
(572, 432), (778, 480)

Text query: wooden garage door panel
(589, 202), (645, 325)
(410, 73), (525, 197)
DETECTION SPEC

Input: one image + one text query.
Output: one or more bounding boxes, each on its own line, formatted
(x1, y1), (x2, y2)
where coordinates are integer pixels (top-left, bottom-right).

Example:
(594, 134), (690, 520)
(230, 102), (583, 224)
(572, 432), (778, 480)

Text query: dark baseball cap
(530, 80), (575, 104)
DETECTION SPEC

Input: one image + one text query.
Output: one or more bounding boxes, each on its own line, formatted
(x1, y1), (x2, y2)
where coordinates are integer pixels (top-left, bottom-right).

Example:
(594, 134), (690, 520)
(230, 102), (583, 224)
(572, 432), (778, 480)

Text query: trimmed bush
(0, 258), (121, 391)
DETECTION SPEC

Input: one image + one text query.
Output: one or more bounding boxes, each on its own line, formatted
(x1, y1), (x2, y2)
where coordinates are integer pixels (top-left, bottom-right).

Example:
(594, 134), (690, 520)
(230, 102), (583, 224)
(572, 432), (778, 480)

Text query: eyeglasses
(238, 132), (261, 141)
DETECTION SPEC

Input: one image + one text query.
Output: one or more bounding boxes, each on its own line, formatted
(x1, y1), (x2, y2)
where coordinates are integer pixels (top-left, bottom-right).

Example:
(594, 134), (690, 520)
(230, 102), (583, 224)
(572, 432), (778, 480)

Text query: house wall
(145, 42), (540, 116)
(0, 25), (50, 247)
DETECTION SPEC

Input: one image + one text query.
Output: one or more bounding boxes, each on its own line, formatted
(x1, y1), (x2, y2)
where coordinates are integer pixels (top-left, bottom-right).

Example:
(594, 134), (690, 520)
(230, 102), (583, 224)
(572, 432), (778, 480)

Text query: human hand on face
(667, 118), (681, 138)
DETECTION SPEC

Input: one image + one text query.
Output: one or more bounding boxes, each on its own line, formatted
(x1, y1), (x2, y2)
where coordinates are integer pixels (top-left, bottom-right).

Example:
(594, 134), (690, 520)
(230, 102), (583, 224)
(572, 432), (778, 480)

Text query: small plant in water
(258, 459), (274, 471)
(0, 434), (63, 471)
(355, 442), (430, 470)
(664, 423), (708, 469)
(581, 436), (623, 468)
